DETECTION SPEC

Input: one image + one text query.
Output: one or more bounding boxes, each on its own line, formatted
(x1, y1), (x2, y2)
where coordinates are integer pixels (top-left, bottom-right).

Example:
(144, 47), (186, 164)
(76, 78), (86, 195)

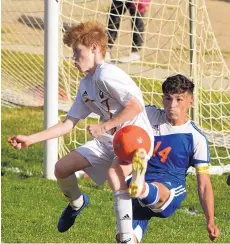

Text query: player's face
(163, 92), (193, 124)
(72, 44), (95, 73)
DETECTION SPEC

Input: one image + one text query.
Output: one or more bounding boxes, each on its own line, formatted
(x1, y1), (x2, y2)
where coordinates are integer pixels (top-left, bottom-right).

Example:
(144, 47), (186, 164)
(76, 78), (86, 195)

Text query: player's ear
(189, 95), (194, 108)
(91, 42), (98, 53)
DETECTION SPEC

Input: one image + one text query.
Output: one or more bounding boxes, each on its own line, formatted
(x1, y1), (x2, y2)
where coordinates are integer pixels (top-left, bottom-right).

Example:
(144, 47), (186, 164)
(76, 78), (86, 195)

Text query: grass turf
(2, 107), (230, 243)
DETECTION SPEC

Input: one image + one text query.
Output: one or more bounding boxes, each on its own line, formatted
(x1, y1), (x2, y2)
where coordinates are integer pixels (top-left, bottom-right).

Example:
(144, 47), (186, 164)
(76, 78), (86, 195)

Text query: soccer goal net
(2, 0), (230, 175)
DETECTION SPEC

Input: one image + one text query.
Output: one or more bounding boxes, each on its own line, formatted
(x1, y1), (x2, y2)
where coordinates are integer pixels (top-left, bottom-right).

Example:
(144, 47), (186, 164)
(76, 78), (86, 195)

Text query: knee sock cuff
(139, 183), (159, 206)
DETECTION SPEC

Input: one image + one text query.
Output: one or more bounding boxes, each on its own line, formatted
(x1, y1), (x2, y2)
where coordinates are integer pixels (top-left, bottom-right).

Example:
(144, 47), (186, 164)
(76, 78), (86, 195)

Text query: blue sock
(139, 183), (159, 206)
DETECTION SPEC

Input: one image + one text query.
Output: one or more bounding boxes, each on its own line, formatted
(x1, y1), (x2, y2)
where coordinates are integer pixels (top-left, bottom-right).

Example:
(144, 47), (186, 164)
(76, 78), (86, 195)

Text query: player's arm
(8, 89), (90, 150)
(103, 96), (143, 131)
(25, 116), (79, 143)
(87, 96), (143, 137)
(192, 132), (220, 241)
(196, 171), (220, 241)
(87, 70), (144, 137)
(8, 116), (80, 150)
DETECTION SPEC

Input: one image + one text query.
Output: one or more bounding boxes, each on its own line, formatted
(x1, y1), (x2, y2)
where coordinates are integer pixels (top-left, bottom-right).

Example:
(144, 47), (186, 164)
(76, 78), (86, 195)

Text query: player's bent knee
(138, 182), (171, 209)
(54, 161), (68, 179)
(153, 182), (171, 202)
(54, 164), (63, 179)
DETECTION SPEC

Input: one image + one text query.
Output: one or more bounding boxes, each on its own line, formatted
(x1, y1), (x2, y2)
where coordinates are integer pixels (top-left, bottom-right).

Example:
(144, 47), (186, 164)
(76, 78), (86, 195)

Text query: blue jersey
(145, 105), (210, 185)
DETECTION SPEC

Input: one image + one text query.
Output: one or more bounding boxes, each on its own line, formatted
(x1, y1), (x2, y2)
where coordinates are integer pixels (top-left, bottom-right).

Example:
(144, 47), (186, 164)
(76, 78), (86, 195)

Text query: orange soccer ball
(113, 125), (151, 163)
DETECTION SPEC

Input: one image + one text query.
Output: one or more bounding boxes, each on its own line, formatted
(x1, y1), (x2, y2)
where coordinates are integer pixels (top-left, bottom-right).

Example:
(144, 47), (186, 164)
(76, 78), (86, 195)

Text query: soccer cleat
(57, 194), (89, 232)
(128, 148), (147, 198)
(118, 52), (140, 63)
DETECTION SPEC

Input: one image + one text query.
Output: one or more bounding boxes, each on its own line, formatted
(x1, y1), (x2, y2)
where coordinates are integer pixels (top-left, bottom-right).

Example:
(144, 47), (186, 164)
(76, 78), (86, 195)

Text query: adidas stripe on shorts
(132, 178), (186, 242)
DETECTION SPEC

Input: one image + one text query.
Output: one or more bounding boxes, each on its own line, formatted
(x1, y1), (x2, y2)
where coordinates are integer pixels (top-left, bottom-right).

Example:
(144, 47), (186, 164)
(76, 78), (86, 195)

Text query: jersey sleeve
(145, 105), (166, 124)
(191, 134), (210, 167)
(97, 68), (141, 107)
(67, 90), (91, 119)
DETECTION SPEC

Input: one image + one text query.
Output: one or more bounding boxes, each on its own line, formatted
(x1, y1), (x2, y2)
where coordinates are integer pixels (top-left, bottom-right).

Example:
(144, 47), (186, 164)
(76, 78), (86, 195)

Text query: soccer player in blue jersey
(116, 74), (220, 243)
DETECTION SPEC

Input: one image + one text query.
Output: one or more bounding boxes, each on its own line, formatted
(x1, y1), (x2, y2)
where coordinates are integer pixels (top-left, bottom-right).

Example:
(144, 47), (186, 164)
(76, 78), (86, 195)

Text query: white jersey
(68, 61), (153, 143)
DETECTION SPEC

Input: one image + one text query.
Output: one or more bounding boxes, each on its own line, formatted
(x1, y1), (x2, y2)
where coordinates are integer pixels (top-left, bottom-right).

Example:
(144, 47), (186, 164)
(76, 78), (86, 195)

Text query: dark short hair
(162, 74), (194, 95)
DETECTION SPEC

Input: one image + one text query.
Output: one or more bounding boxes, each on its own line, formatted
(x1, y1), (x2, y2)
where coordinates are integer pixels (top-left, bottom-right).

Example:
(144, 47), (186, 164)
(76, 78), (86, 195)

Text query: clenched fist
(8, 135), (33, 150)
(87, 124), (107, 138)
(207, 223), (220, 242)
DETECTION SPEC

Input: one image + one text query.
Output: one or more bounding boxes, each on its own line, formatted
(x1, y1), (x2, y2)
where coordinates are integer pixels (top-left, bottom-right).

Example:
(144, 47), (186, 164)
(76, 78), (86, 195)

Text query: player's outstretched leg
(57, 194), (89, 232)
(128, 148), (147, 197)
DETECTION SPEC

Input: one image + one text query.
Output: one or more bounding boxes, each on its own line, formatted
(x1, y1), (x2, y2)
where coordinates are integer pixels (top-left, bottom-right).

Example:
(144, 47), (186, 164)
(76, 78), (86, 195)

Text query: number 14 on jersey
(152, 141), (172, 163)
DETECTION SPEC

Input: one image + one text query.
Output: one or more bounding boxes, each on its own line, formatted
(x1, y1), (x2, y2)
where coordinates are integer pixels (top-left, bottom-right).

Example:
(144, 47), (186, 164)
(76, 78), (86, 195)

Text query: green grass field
(2, 107), (230, 243)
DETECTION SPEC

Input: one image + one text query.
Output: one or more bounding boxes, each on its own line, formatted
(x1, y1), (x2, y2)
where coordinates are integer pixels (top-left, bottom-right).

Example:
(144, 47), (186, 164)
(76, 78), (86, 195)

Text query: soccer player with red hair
(8, 20), (153, 243)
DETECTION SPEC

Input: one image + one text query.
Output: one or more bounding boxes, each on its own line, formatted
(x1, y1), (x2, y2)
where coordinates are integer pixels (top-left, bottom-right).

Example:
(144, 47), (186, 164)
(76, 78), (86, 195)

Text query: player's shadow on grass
(18, 15), (69, 32)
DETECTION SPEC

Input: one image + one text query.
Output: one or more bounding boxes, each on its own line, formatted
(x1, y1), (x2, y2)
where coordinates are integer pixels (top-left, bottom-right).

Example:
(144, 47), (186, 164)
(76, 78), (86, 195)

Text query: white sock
(139, 183), (149, 199)
(114, 190), (134, 243)
(57, 174), (83, 210)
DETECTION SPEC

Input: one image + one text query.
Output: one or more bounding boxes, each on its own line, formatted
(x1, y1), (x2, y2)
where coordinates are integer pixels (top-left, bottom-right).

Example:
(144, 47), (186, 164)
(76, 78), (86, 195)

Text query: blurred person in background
(105, 0), (150, 63)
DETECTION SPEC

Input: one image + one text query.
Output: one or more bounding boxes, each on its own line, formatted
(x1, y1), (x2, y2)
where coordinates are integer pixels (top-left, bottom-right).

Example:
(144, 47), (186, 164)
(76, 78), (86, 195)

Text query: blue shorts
(131, 178), (186, 242)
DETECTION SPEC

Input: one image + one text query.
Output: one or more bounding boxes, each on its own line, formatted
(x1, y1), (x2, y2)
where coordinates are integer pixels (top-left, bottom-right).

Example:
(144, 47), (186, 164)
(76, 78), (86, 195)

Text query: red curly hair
(63, 21), (108, 58)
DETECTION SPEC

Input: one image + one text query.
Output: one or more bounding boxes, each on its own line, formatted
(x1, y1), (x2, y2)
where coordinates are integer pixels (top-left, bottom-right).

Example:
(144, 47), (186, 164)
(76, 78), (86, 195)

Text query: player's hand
(207, 223), (220, 241)
(87, 124), (107, 138)
(8, 135), (32, 150)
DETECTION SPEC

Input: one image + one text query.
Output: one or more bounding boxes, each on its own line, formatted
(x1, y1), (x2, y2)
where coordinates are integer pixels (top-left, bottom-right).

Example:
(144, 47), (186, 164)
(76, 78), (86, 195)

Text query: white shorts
(76, 135), (154, 186)
(75, 138), (115, 185)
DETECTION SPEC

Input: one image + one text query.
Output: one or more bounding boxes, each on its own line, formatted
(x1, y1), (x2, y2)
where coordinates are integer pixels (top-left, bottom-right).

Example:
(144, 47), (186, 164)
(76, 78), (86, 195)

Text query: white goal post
(43, 0), (59, 180)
